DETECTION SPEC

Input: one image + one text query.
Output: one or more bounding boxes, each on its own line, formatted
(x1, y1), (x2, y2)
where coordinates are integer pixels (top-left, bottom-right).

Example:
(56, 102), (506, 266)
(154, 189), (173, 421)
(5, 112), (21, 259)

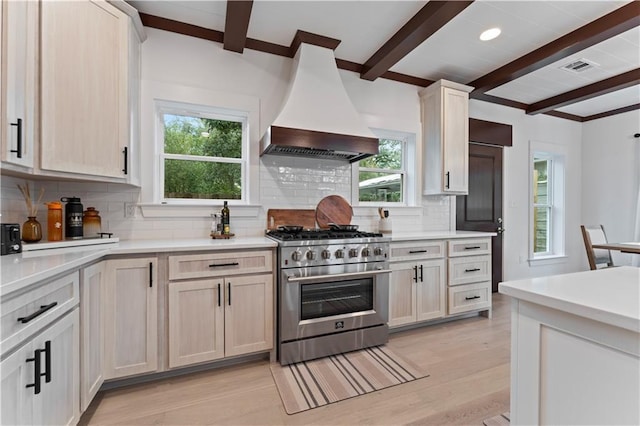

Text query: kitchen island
(499, 266), (640, 425)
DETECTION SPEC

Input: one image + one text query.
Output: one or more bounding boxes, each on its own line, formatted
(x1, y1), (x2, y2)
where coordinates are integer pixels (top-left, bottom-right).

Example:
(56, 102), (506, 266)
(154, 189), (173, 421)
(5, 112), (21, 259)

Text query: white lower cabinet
(103, 257), (158, 379)
(168, 273), (273, 368)
(1, 309), (80, 426)
(447, 239), (492, 316)
(80, 262), (105, 411)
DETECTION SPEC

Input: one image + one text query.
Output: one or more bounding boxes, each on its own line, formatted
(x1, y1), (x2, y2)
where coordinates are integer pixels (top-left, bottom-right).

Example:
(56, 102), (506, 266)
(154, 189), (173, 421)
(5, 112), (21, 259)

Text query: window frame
(155, 100), (250, 205)
(352, 129), (416, 207)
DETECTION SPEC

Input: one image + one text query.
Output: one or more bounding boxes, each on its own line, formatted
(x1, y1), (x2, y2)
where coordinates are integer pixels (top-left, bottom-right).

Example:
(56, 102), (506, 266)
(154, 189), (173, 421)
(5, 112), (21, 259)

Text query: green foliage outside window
(163, 114), (242, 200)
(359, 139), (403, 202)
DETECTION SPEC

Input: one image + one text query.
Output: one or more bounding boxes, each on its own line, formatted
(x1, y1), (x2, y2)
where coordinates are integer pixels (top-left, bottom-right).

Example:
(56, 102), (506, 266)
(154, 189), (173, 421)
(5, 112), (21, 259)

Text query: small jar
(22, 217), (42, 243)
(46, 202), (63, 241)
(83, 207), (102, 238)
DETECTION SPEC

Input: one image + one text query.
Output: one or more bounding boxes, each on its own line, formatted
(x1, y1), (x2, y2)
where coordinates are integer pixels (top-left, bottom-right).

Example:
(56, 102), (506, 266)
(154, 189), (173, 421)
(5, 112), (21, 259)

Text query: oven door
(279, 264), (390, 342)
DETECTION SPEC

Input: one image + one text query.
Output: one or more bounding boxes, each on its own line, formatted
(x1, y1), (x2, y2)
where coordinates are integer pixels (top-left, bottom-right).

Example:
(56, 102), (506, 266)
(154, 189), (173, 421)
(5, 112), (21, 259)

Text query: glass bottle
(221, 201), (230, 235)
(83, 207), (102, 238)
(22, 216), (42, 243)
(46, 201), (63, 241)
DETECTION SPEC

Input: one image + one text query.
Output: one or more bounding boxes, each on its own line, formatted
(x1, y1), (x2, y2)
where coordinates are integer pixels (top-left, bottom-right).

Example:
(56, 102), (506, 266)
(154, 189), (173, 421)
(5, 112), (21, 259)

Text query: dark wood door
(456, 143), (503, 292)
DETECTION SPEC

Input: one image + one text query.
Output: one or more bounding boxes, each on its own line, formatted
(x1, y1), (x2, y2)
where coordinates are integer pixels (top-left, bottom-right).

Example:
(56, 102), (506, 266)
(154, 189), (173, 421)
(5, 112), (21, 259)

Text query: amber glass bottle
(46, 201), (63, 241)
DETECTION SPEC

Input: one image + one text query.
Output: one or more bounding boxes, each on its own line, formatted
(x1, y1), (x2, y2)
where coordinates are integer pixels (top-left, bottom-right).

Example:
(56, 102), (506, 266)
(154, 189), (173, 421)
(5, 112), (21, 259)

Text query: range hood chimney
(260, 42), (379, 163)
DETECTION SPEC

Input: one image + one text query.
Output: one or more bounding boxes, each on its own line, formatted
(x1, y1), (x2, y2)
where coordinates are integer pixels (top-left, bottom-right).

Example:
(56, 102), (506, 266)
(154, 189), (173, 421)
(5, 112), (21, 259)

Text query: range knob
(321, 249), (332, 260)
(373, 247), (383, 256)
(291, 250), (302, 261)
(361, 247), (371, 257)
(335, 249), (344, 259)
(349, 248), (359, 258)
(306, 250), (316, 260)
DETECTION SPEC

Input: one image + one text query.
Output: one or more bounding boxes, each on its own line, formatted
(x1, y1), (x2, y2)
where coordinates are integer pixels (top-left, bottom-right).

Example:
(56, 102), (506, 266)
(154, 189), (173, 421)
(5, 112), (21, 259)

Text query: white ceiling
(127, 0), (640, 119)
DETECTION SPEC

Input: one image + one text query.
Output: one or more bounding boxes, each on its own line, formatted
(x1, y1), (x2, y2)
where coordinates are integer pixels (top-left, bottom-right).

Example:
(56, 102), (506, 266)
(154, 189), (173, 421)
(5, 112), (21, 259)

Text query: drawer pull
(409, 250), (428, 254)
(209, 262), (240, 268)
(17, 302), (58, 324)
(465, 295), (481, 300)
(464, 268), (481, 273)
(463, 246), (481, 250)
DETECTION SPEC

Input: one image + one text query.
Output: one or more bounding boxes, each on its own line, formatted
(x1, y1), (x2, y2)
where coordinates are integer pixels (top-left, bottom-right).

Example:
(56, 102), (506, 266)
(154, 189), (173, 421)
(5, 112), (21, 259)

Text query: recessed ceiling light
(480, 27), (501, 41)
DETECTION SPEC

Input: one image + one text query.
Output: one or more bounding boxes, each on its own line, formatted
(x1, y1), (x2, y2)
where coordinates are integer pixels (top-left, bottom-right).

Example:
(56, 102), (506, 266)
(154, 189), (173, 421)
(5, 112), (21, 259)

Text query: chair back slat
(581, 225), (614, 270)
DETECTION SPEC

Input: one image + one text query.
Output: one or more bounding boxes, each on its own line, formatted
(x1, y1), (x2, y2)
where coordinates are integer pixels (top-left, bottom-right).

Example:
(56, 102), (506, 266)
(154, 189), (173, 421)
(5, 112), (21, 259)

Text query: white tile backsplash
(1, 157), (451, 240)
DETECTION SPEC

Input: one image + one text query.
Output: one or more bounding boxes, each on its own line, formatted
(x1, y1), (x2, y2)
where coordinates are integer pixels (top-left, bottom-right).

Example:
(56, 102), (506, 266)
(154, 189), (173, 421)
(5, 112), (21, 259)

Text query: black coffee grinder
(61, 197), (83, 239)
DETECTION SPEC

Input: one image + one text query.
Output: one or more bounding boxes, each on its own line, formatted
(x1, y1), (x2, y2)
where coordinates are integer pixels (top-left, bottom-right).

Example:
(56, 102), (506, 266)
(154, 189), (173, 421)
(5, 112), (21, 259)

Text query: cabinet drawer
(448, 255), (491, 286)
(448, 238), (491, 257)
(448, 281), (491, 315)
(169, 250), (273, 280)
(390, 241), (445, 262)
(1, 271), (79, 355)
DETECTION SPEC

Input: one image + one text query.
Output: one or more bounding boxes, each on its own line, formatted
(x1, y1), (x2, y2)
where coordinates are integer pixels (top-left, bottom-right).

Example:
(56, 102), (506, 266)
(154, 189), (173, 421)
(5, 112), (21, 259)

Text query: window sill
(139, 203), (262, 218)
(528, 254), (568, 267)
(352, 206), (422, 217)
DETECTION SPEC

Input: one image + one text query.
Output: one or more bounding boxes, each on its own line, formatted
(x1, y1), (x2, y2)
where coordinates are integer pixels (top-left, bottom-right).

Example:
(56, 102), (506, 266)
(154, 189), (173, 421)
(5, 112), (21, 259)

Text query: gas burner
(266, 228), (383, 241)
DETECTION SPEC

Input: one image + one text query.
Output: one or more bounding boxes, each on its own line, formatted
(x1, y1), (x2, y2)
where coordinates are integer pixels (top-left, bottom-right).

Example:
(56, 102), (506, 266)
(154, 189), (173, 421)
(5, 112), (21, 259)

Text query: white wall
(581, 110), (640, 267)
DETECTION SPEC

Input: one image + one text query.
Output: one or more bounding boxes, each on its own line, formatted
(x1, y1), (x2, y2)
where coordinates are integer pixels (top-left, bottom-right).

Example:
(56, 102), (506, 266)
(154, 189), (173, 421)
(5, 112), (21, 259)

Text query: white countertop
(1, 237), (277, 297)
(390, 230), (496, 241)
(499, 266), (640, 332)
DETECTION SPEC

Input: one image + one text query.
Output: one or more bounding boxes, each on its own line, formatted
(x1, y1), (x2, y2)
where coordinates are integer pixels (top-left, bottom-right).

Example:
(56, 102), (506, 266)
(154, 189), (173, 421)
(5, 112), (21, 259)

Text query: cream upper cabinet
(1, 0), (37, 170)
(40, 0), (129, 179)
(420, 80), (473, 195)
(103, 257), (158, 379)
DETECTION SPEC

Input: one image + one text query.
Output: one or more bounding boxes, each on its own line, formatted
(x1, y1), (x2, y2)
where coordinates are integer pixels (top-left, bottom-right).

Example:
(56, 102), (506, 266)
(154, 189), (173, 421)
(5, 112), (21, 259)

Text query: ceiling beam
(140, 13), (224, 43)
(527, 68), (640, 115)
(360, 1), (473, 81)
(223, 0), (253, 53)
(469, 1), (640, 95)
(582, 103), (640, 122)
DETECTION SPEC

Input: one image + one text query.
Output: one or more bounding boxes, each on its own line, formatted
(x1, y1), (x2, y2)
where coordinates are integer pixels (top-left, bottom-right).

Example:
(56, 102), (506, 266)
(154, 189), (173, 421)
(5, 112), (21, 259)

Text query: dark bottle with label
(221, 201), (230, 235)
(61, 197), (84, 239)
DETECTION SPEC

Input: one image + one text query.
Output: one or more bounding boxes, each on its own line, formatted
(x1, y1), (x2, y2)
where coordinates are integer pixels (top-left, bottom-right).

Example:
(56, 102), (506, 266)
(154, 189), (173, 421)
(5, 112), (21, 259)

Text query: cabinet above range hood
(260, 43), (379, 163)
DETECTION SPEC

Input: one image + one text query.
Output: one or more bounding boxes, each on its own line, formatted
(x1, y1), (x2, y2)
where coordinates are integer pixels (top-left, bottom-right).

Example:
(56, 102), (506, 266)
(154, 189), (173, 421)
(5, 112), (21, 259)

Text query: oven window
(300, 278), (373, 320)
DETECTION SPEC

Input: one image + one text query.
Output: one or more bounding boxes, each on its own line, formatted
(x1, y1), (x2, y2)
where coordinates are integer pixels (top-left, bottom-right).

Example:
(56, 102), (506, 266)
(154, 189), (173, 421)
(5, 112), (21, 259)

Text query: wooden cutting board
(266, 209), (316, 230)
(315, 195), (353, 229)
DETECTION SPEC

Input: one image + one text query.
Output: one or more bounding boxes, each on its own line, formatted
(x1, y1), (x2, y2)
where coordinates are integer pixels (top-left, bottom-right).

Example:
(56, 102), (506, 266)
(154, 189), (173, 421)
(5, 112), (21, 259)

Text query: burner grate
(266, 229), (382, 241)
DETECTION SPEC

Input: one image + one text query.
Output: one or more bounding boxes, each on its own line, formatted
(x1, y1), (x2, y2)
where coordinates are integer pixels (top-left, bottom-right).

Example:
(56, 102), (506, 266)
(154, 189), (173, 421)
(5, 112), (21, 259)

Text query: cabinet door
(32, 309), (80, 426)
(224, 274), (273, 357)
(416, 259), (446, 321)
(103, 258), (157, 379)
(442, 87), (469, 193)
(40, 0), (128, 179)
(80, 262), (104, 411)
(167, 279), (224, 368)
(1, 0), (37, 168)
(388, 262), (417, 327)
(0, 340), (34, 425)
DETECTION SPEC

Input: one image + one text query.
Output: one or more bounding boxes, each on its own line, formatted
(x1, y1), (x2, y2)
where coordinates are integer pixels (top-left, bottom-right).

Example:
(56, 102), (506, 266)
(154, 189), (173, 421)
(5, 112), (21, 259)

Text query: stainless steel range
(267, 226), (391, 365)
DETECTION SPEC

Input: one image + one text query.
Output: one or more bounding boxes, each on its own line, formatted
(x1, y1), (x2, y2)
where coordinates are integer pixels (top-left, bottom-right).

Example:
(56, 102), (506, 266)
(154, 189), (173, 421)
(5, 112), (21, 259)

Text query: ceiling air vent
(560, 58), (598, 73)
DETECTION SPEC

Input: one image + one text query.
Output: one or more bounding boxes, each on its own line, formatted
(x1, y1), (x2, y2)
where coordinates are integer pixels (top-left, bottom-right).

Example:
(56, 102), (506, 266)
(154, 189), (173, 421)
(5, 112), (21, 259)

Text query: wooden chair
(580, 225), (614, 270)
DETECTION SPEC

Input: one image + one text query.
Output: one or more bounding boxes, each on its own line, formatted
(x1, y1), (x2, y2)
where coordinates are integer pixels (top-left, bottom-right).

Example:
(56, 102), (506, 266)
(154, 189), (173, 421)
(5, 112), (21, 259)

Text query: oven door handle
(286, 269), (391, 283)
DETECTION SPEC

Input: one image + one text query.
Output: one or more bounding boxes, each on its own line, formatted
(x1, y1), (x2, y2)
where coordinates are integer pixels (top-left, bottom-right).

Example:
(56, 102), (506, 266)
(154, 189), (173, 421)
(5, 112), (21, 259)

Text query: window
(354, 130), (415, 205)
(530, 143), (566, 261)
(157, 102), (248, 203)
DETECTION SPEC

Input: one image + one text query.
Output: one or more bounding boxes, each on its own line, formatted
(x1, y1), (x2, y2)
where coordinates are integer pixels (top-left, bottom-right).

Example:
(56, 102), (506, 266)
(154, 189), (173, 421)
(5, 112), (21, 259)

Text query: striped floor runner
(270, 346), (428, 414)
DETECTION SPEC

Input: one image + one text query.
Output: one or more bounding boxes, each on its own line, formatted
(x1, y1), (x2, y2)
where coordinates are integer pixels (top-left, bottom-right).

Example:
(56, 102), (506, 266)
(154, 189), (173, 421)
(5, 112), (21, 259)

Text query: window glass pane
(359, 139), (402, 170)
(533, 159), (549, 204)
(533, 206), (550, 253)
(163, 114), (242, 159)
(164, 159), (241, 200)
(359, 172), (403, 202)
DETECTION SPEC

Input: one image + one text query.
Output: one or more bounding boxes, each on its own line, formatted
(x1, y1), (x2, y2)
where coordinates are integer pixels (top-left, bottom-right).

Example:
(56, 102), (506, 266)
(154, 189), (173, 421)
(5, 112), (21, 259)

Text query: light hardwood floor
(80, 294), (511, 425)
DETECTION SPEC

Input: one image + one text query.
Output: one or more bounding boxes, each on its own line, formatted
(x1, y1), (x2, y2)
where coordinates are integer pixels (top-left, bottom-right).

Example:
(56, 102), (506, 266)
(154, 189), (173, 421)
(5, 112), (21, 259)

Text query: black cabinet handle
(122, 146), (128, 174)
(10, 118), (22, 158)
(149, 262), (153, 288)
(409, 250), (428, 254)
(42, 341), (52, 383)
(217, 283), (221, 307)
(464, 246), (481, 250)
(465, 295), (481, 300)
(445, 171), (450, 189)
(419, 265), (423, 282)
(464, 268), (481, 273)
(26, 349), (42, 394)
(227, 282), (231, 306)
(412, 265), (418, 283)
(209, 262), (240, 268)
(17, 302), (58, 324)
